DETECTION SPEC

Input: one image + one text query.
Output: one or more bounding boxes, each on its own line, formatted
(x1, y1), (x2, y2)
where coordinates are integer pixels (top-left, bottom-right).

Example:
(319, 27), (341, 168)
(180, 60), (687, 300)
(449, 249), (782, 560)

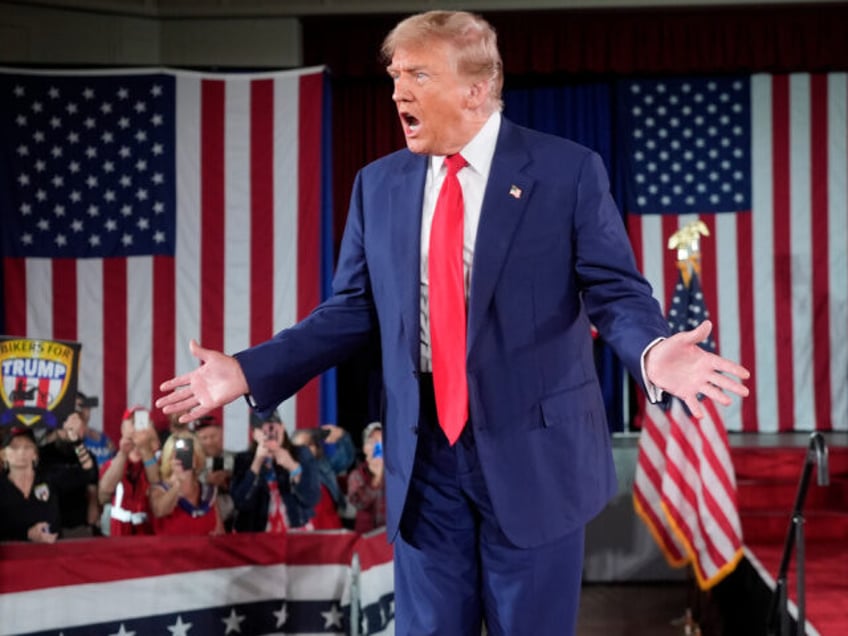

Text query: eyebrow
(387, 63), (427, 75)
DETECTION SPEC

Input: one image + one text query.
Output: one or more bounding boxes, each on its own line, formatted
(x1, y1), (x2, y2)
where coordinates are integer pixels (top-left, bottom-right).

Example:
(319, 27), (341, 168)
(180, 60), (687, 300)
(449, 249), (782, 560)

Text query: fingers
(157, 339), (204, 395)
(690, 319), (712, 342)
(713, 356), (751, 382)
(156, 387), (196, 414)
(189, 338), (209, 363)
(707, 368), (750, 398)
(158, 371), (194, 395)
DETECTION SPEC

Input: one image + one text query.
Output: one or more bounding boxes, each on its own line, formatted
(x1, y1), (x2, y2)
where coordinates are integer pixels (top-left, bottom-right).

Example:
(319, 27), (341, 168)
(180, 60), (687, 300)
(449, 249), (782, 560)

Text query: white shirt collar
(429, 111), (502, 180)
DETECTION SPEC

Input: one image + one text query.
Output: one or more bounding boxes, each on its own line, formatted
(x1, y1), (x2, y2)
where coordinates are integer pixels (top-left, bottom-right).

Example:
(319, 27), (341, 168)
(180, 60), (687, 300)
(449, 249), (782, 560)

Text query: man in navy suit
(158, 10), (749, 634)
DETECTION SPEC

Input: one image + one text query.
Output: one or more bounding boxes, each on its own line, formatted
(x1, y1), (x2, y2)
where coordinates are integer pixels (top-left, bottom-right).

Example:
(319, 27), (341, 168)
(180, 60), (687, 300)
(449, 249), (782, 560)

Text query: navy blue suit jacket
(235, 118), (670, 548)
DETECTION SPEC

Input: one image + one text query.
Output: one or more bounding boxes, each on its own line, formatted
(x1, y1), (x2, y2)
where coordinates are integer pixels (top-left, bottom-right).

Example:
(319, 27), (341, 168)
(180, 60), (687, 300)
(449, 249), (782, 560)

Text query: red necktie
(429, 153), (468, 446)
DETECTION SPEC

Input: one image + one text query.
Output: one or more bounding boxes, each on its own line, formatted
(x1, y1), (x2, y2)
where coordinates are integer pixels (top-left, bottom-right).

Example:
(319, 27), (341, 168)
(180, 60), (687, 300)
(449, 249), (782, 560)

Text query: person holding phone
(194, 416), (236, 531)
(98, 407), (160, 536)
(149, 431), (223, 536)
(346, 421), (386, 534)
(230, 411), (321, 532)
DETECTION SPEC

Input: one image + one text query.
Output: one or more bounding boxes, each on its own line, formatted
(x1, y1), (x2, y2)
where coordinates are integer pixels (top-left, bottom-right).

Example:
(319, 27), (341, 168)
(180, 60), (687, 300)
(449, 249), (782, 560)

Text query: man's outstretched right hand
(156, 339), (249, 424)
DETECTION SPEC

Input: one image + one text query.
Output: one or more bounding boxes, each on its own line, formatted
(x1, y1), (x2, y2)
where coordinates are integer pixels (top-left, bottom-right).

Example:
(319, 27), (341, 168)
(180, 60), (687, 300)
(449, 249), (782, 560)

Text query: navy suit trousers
(394, 374), (585, 636)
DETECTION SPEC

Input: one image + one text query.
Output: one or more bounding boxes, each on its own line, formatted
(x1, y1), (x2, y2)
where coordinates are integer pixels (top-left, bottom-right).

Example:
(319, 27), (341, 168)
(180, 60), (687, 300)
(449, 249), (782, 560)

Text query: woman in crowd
(149, 430), (222, 535)
(231, 411), (320, 532)
(0, 425), (98, 542)
(346, 421), (386, 534)
(98, 407), (160, 536)
(292, 427), (346, 530)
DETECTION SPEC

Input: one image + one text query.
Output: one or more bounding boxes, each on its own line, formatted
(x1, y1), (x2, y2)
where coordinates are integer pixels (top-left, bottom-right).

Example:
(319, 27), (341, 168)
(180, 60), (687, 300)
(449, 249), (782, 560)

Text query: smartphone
(174, 437), (194, 469)
(133, 409), (150, 430)
(372, 441), (383, 459)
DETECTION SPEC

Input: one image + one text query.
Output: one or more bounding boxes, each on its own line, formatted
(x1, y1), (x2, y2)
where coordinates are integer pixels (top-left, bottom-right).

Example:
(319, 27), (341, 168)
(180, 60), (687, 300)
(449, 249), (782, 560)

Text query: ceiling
(6, 0), (845, 17)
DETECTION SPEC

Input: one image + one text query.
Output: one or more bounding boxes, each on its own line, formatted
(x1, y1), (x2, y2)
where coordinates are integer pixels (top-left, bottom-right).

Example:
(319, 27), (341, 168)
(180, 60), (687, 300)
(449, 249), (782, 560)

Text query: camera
(372, 441), (383, 459)
(174, 437), (194, 469)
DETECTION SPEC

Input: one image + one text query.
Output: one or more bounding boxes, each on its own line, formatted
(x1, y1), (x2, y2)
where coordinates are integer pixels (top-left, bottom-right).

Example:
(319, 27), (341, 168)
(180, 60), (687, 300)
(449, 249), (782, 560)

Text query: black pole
(795, 515), (805, 634)
(766, 432), (828, 635)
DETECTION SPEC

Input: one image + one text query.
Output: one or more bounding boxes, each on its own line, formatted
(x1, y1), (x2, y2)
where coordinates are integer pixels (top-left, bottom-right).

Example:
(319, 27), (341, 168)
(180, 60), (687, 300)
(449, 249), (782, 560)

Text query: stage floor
(577, 582), (694, 635)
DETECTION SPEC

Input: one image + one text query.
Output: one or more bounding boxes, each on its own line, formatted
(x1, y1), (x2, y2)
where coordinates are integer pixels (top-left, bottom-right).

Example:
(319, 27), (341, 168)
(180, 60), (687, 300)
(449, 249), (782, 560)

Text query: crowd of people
(0, 391), (385, 542)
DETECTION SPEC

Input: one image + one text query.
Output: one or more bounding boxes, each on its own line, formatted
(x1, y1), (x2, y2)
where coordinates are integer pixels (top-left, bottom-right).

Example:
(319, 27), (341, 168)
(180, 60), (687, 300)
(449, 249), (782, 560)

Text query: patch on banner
(0, 337), (81, 430)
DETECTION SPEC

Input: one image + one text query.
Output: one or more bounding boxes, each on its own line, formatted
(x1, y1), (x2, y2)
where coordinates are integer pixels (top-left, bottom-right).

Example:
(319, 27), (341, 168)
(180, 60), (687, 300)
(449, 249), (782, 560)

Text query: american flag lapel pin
(509, 184), (522, 199)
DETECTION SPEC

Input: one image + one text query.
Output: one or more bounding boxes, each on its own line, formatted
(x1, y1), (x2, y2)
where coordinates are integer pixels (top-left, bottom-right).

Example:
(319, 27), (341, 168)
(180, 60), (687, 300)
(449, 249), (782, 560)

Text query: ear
(465, 79), (489, 110)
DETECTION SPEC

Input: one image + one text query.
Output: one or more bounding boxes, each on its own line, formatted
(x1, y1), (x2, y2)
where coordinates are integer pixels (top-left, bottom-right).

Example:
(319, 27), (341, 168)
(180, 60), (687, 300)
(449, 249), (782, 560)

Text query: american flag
(0, 531), (396, 636)
(0, 67), (334, 449)
(623, 74), (848, 433)
(633, 269), (743, 589)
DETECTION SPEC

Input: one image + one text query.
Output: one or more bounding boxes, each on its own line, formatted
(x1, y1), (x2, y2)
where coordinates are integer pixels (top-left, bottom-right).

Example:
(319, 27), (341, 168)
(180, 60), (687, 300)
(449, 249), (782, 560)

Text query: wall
(0, 2), (301, 67)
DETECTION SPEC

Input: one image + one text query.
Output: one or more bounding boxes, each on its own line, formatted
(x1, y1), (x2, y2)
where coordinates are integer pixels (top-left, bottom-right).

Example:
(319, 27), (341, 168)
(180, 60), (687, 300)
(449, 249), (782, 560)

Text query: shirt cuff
(641, 337), (666, 403)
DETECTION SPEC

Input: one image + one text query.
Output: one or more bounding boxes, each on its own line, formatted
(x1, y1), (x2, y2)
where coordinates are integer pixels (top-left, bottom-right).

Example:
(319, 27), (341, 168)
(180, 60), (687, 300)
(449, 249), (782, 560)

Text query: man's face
(197, 426), (223, 458)
(388, 41), (478, 156)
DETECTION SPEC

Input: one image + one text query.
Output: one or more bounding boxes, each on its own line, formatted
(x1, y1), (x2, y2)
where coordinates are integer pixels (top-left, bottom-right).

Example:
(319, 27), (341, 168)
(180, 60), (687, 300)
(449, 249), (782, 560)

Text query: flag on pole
(0, 66), (335, 450)
(633, 265), (744, 589)
(621, 73), (848, 433)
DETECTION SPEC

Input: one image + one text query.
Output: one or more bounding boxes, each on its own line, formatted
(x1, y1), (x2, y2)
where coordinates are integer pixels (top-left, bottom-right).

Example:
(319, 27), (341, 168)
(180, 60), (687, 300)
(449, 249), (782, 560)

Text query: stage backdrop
(0, 66), (337, 449)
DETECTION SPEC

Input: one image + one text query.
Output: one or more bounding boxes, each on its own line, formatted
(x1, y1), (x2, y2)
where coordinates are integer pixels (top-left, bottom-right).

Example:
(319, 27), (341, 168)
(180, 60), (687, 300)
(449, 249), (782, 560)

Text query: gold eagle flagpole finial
(667, 220), (710, 286)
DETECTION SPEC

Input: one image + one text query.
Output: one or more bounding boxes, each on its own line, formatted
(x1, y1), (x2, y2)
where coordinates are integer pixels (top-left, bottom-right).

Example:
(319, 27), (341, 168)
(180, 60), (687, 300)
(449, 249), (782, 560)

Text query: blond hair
(382, 10), (503, 112)
(160, 431), (205, 480)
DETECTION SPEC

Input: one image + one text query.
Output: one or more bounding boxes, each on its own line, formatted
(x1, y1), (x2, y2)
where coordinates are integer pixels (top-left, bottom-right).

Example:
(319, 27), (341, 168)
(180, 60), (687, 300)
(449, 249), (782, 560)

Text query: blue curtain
(503, 82), (627, 433)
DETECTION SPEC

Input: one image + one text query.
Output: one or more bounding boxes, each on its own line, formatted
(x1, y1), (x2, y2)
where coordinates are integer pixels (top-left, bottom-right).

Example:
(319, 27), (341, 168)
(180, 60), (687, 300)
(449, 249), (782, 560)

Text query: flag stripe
(174, 74), (202, 433)
(750, 74), (780, 433)
(126, 256), (153, 407)
(77, 258), (103, 424)
(735, 211), (757, 431)
(698, 215), (720, 351)
(714, 213), (743, 432)
(810, 74), (832, 431)
(102, 258), (127, 438)
(151, 255), (175, 409)
(828, 74), (848, 431)
(250, 79), (275, 346)
(772, 74), (796, 432)
(222, 79), (251, 371)
(789, 75), (815, 431)
(221, 77), (253, 438)
(200, 79), (226, 433)
(295, 73), (323, 430)
(664, 424), (728, 570)
(272, 74), (300, 430)
(634, 408), (687, 563)
(52, 258), (77, 342)
(3, 259), (25, 336)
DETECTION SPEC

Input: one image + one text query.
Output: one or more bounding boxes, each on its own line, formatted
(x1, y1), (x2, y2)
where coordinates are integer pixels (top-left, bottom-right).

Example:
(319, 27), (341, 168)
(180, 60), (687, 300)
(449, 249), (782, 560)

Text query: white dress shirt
(419, 112), (501, 372)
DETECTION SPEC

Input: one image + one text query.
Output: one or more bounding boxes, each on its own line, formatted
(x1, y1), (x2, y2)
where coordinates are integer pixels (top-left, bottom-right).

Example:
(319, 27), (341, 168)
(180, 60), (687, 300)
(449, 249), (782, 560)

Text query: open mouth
(401, 112), (421, 132)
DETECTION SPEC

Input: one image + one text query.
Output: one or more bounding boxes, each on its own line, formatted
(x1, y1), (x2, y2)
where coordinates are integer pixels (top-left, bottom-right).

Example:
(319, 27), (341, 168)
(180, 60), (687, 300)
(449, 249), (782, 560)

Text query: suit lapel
(467, 121), (534, 357)
(389, 153), (428, 368)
